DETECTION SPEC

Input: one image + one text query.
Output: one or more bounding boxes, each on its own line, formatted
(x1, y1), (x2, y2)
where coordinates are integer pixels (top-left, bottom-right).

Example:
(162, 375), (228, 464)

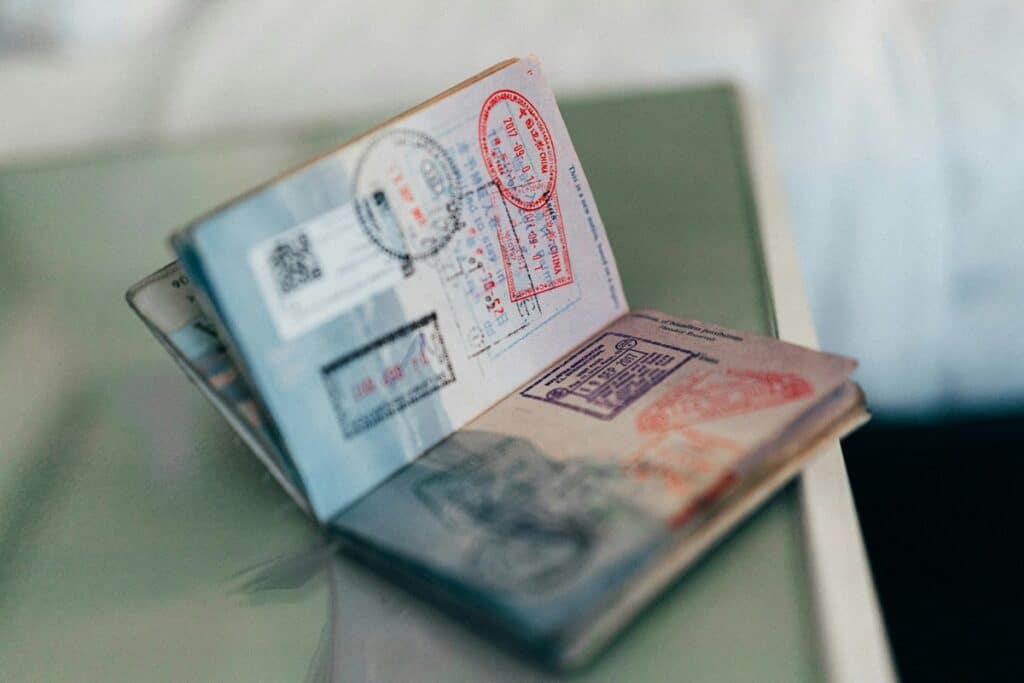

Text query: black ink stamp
(353, 129), (464, 262)
(322, 312), (455, 438)
(520, 333), (698, 420)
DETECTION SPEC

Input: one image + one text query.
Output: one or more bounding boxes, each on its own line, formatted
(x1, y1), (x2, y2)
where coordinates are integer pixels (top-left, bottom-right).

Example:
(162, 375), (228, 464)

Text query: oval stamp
(478, 89), (557, 211)
(353, 129), (464, 260)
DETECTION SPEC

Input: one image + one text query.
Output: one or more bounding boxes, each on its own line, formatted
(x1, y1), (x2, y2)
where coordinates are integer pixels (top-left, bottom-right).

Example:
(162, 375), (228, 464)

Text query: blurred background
(3, 0), (1023, 416)
(2, 1), (1022, 680)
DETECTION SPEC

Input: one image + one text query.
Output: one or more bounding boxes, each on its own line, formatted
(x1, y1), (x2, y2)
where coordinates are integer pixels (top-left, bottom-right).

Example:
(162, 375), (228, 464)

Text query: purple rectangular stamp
(520, 333), (697, 420)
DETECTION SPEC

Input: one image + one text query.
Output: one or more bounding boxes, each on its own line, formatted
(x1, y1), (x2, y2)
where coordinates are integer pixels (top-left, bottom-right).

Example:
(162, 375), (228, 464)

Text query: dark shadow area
(843, 412), (1024, 682)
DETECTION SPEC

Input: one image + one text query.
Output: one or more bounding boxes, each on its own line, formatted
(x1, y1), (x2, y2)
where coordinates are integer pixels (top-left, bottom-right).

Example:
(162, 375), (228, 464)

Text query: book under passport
(126, 56), (867, 670)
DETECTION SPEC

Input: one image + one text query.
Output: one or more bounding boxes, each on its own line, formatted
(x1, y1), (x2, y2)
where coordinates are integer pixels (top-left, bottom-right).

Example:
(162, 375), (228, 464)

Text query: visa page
(174, 58), (626, 520)
(332, 311), (859, 660)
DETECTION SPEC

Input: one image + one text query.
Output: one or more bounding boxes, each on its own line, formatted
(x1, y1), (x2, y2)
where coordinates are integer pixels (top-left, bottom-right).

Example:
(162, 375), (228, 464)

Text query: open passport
(127, 57), (867, 670)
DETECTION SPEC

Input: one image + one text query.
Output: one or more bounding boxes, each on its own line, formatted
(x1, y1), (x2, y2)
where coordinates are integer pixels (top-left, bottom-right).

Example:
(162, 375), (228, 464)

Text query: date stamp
(520, 333), (697, 420)
(488, 187), (573, 302)
(322, 312), (455, 438)
(353, 129), (464, 261)
(478, 89), (557, 211)
(478, 90), (572, 302)
(636, 369), (814, 433)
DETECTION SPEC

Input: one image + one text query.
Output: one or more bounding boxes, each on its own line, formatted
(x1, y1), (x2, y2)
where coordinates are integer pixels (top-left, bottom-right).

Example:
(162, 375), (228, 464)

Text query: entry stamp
(520, 333), (697, 420)
(478, 89), (557, 211)
(479, 89), (572, 302)
(490, 187), (574, 302)
(322, 312), (455, 438)
(353, 129), (465, 261)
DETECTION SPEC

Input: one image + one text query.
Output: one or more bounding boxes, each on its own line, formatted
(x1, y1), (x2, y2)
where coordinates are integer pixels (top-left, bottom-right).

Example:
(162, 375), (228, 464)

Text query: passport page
(332, 311), (863, 667)
(171, 58), (626, 520)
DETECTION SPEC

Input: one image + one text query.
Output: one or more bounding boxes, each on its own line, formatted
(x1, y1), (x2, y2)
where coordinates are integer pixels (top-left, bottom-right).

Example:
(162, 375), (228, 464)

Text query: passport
(127, 56), (867, 670)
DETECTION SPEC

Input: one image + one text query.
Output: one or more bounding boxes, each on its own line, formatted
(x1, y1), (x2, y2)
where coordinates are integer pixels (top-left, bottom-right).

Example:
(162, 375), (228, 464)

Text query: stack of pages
(127, 56), (866, 670)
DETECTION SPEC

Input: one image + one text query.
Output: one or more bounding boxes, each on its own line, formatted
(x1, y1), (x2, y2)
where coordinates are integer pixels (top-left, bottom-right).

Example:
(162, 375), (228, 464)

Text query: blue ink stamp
(520, 333), (697, 420)
(322, 312), (455, 437)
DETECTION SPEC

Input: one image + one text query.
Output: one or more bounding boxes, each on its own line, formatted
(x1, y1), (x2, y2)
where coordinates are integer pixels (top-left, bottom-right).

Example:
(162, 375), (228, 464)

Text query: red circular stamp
(478, 89), (557, 211)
